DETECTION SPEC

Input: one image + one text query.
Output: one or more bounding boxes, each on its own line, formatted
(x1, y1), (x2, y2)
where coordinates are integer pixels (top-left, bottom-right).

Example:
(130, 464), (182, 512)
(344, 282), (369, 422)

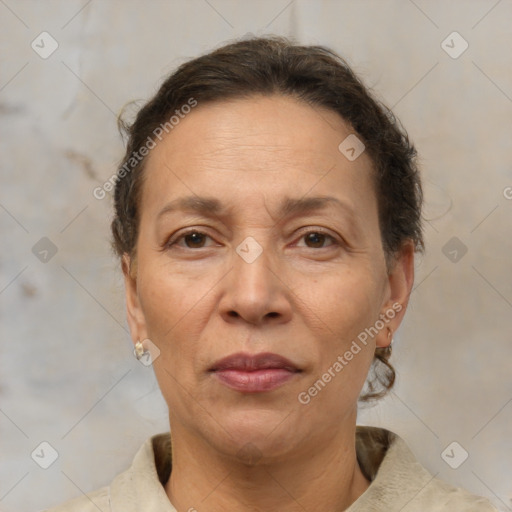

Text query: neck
(164, 419), (370, 512)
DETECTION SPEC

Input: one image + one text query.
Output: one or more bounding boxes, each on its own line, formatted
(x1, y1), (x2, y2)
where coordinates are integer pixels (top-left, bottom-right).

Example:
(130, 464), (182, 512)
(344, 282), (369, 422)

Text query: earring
(134, 340), (145, 360)
(387, 327), (394, 348)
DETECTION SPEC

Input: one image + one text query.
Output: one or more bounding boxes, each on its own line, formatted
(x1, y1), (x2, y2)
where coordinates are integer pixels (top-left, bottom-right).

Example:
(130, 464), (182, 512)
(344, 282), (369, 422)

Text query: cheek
(299, 266), (383, 394)
(139, 247), (215, 322)
(138, 268), (208, 415)
(137, 264), (208, 367)
(308, 265), (383, 339)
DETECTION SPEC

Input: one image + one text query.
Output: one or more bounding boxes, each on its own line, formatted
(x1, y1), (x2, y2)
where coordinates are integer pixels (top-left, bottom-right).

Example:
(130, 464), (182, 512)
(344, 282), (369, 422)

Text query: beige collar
(107, 426), (496, 511)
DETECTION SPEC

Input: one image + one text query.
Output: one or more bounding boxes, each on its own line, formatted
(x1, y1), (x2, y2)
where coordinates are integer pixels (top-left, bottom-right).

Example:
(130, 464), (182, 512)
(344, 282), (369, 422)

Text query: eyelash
(165, 228), (341, 250)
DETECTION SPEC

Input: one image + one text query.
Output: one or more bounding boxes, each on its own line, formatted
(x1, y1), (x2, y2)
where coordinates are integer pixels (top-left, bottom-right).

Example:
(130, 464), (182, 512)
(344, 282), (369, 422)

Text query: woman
(49, 36), (497, 511)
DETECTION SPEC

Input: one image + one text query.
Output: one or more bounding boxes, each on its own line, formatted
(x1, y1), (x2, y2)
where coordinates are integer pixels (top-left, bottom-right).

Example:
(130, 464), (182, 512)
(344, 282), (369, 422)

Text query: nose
(218, 240), (293, 327)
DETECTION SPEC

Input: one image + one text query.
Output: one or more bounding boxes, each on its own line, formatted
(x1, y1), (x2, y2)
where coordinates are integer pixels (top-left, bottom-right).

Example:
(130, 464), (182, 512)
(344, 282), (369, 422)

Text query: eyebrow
(156, 195), (355, 222)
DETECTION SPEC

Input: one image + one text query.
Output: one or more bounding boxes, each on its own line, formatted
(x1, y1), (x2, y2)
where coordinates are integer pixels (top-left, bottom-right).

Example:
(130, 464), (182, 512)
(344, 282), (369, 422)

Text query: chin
(207, 407), (304, 464)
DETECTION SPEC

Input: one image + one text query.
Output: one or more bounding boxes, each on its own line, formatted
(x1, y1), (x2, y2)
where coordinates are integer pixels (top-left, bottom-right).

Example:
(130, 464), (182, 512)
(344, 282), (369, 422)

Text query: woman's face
(124, 94), (413, 461)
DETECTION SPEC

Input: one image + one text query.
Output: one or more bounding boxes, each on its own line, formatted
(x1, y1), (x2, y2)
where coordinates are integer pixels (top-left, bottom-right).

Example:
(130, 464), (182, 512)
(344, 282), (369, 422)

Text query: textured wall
(0, 1), (510, 511)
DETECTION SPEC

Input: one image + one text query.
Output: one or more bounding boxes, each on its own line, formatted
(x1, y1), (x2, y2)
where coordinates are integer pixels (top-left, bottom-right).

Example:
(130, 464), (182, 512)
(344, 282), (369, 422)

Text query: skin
(123, 94), (415, 512)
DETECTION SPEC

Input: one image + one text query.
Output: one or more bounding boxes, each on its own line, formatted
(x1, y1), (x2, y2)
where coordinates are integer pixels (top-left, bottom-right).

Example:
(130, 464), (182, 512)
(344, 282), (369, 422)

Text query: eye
(166, 229), (214, 249)
(165, 228), (340, 251)
(296, 230), (339, 249)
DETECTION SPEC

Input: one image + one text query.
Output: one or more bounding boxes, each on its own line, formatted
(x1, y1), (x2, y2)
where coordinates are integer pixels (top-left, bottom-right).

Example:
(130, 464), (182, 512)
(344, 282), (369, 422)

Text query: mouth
(208, 352), (302, 393)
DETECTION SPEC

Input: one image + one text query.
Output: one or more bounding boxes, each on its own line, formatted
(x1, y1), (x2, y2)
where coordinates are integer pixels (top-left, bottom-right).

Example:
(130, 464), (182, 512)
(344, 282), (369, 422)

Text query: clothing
(46, 426), (497, 511)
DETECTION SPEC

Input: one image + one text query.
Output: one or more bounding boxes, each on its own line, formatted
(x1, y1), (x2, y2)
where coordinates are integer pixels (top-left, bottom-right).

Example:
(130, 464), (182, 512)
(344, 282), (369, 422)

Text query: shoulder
(43, 432), (173, 512)
(352, 426), (499, 511)
(44, 486), (110, 511)
(419, 475), (499, 511)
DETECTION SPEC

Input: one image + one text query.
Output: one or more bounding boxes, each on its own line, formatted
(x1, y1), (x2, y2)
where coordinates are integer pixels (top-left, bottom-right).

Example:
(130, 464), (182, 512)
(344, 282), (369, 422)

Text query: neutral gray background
(1, 1), (511, 511)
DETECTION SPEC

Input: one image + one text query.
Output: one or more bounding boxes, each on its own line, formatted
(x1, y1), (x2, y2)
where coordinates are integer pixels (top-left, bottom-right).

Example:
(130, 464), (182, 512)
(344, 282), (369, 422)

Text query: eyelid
(163, 228), (216, 250)
(293, 227), (341, 247)
(164, 226), (343, 251)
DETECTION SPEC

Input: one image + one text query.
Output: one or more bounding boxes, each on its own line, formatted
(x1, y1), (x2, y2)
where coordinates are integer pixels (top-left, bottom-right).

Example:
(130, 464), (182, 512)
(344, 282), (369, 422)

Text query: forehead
(139, 94), (376, 217)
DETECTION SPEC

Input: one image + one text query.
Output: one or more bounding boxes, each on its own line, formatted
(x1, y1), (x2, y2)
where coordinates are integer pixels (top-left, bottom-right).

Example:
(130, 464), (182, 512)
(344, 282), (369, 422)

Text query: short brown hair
(111, 35), (424, 402)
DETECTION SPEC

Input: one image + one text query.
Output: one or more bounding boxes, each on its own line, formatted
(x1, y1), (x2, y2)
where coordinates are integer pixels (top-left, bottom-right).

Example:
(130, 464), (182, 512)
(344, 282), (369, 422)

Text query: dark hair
(111, 35), (424, 402)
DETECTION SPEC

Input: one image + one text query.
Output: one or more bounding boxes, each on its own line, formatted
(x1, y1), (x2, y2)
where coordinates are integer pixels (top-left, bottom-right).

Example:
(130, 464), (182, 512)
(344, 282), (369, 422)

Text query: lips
(209, 352), (301, 392)
(209, 352), (300, 372)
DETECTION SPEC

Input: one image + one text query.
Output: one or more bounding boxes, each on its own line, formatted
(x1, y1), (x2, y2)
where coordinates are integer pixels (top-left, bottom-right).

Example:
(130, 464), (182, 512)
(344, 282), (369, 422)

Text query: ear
(122, 253), (148, 345)
(375, 241), (415, 348)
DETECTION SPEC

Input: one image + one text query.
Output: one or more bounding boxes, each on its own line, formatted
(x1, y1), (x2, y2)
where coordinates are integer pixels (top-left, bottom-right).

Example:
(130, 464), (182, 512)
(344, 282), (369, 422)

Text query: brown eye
(183, 232), (207, 248)
(167, 230), (213, 249)
(300, 231), (338, 249)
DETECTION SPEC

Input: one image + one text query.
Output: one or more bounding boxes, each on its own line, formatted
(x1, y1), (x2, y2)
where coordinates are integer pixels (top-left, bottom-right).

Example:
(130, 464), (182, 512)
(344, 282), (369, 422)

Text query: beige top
(46, 426), (498, 511)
